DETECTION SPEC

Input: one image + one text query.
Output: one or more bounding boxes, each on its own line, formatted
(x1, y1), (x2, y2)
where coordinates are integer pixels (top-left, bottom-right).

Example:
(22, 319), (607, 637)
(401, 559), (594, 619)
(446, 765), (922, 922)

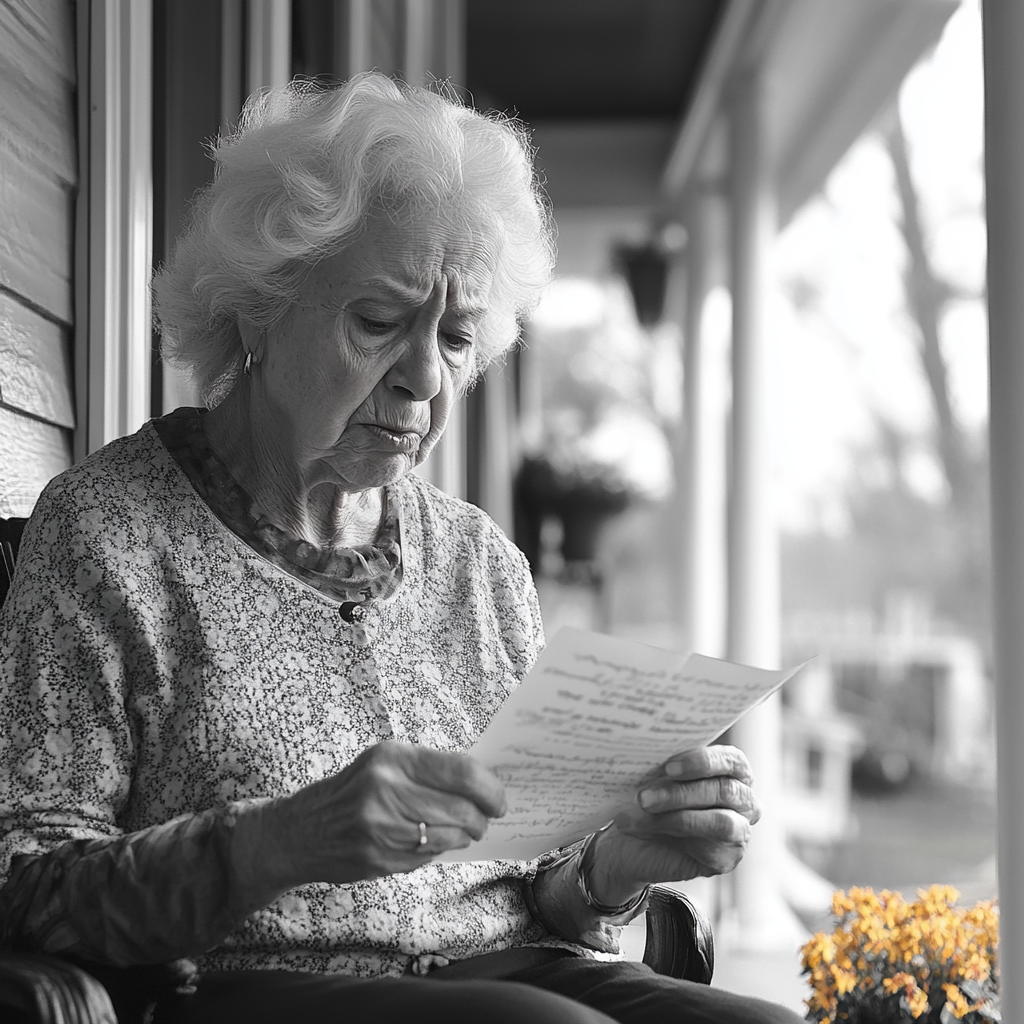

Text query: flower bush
(801, 885), (999, 1022)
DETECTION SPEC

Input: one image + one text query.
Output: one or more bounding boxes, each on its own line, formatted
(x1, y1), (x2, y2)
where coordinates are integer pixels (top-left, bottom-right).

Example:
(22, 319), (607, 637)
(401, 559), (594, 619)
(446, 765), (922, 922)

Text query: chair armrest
(0, 953), (116, 1024)
(642, 885), (715, 983)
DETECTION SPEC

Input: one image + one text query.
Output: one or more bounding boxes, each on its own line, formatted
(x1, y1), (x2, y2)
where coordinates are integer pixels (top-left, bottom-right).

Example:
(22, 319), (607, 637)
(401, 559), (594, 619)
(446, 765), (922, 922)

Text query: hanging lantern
(616, 242), (669, 326)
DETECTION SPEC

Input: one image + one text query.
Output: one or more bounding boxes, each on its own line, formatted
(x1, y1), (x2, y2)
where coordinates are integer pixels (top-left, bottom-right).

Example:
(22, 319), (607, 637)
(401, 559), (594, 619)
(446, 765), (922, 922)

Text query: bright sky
(532, 0), (986, 536)
(773, 0), (985, 531)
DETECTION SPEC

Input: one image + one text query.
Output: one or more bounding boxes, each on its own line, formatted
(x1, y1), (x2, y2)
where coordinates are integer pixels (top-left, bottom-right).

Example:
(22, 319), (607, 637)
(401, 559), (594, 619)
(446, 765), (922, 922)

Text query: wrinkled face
(258, 209), (496, 492)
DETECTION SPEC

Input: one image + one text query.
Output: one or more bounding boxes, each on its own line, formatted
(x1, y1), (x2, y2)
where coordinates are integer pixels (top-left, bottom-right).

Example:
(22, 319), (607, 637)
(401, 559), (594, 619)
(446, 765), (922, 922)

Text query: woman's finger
(381, 782), (493, 843)
(317, 793), (481, 872)
(685, 837), (749, 875)
(637, 776), (761, 822)
(344, 742), (502, 836)
(661, 744), (754, 785)
(617, 806), (754, 845)
(392, 744), (507, 818)
(288, 745), (493, 871)
(409, 822), (476, 856)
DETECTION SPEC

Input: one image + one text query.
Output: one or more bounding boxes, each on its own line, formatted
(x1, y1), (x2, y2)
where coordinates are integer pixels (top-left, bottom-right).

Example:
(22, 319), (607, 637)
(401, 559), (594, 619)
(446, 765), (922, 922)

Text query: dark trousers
(152, 949), (806, 1024)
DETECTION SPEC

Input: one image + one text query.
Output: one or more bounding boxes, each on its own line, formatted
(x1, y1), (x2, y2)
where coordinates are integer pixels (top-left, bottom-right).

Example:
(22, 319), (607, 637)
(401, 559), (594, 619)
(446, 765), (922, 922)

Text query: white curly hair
(153, 73), (556, 406)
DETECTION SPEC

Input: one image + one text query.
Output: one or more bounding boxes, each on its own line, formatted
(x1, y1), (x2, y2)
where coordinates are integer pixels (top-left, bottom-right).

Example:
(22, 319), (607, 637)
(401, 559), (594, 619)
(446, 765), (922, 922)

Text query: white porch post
(477, 364), (516, 536)
(404, 0), (433, 87)
(664, 184), (728, 916)
(398, 0), (468, 498)
(983, 0), (1024, 1002)
(344, 0), (372, 75)
(680, 187), (723, 657)
(724, 68), (793, 950)
(76, 0), (153, 458)
(246, 0), (292, 95)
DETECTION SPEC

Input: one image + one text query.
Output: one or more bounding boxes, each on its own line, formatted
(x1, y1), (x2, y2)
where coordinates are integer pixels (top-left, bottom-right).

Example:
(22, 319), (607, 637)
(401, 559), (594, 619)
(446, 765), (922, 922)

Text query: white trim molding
(75, 0), (153, 459)
(247, 0), (292, 94)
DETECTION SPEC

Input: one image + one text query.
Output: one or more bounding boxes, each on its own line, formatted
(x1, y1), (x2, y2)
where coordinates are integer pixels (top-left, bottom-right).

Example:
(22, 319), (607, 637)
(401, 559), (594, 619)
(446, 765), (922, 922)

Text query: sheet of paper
(439, 627), (803, 862)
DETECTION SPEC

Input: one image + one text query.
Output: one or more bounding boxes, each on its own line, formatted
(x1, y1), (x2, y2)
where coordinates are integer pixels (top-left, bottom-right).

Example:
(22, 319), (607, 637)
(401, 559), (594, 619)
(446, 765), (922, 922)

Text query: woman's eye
(358, 316), (398, 335)
(442, 332), (473, 354)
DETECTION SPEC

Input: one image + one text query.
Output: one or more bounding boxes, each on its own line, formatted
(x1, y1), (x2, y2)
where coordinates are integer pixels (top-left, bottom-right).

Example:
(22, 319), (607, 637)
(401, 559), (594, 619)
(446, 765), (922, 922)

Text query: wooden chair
(0, 515), (714, 1023)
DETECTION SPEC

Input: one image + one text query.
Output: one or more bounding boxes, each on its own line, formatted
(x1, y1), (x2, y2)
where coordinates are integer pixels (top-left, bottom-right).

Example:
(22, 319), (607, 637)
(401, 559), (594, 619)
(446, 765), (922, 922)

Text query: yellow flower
(907, 987), (930, 1018)
(832, 891), (856, 917)
(801, 932), (838, 975)
(948, 984), (966, 1014)
(834, 969), (857, 996)
(918, 885), (961, 913)
(805, 987), (836, 1015)
(882, 972), (917, 996)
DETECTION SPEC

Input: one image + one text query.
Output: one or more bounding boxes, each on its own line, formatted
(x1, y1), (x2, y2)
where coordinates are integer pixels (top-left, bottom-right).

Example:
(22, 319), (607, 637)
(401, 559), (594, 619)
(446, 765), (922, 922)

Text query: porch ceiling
(465, 0), (723, 122)
(764, 0), (959, 224)
(466, 0), (957, 224)
(465, 0), (724, 212)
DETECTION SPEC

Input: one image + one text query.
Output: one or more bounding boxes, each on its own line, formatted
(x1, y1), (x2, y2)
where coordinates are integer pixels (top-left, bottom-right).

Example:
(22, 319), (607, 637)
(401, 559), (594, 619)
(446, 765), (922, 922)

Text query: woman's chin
(335, 452), (417, 492)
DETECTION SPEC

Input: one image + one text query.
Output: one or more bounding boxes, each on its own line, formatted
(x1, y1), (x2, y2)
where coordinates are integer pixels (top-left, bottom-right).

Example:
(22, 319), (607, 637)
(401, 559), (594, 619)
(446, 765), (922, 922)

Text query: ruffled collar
(153, 407), (403, 605)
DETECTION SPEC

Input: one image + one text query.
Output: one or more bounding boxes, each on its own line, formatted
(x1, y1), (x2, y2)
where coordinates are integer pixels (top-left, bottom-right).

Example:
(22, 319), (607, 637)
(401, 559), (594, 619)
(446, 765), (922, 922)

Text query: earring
(243, 351), (253, 376)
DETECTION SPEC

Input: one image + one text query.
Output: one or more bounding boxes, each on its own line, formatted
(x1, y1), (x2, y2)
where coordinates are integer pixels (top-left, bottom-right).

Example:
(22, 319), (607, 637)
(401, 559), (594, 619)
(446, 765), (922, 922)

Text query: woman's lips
(364, 423), (423, 453)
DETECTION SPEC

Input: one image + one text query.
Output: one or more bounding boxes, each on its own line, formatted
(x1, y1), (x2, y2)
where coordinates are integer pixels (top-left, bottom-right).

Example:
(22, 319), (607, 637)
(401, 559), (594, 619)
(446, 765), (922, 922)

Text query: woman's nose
(387, 323), (443, 401)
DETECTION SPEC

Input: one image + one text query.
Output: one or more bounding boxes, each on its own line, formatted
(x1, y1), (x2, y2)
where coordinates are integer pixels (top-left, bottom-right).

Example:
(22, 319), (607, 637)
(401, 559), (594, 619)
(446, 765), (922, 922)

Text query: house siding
(0, 0), (76, 517)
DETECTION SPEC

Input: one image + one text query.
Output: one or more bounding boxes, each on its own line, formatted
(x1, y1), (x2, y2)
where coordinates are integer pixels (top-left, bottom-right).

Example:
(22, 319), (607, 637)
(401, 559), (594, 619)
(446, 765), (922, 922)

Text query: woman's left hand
(583, 744), (761, 908)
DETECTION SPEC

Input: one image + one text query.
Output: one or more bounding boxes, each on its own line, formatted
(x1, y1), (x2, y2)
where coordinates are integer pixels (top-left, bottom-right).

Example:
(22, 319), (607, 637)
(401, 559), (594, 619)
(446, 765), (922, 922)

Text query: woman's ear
(238, 320), (267, 365)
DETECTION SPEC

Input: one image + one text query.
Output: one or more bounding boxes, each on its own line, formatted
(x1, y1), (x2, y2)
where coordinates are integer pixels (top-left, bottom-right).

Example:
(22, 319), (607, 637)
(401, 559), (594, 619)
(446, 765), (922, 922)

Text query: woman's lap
(153, 955), (805, 1024)
(153, 967), (614, 1024)
(494, 957), (806, 1024)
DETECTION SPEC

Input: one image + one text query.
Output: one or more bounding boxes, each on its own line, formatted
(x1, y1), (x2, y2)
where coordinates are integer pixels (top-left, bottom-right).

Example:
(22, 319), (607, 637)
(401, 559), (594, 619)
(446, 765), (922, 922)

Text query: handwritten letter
(439, 628), (802, 862)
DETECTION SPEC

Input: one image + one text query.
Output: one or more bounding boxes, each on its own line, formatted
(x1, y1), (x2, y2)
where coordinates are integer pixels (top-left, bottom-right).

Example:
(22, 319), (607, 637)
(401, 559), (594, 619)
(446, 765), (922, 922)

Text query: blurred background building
(2, 0), (1020, 1014)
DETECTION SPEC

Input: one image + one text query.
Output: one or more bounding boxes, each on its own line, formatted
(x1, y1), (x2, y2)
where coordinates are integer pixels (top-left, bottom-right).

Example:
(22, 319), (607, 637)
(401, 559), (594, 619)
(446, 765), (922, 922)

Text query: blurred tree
(781, 104), (990, 646)
(883, 106), (978, 512)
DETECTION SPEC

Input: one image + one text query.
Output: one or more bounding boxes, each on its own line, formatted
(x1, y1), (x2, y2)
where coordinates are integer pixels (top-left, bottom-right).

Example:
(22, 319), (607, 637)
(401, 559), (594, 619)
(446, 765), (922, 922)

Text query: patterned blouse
(0, 414), (564, 976)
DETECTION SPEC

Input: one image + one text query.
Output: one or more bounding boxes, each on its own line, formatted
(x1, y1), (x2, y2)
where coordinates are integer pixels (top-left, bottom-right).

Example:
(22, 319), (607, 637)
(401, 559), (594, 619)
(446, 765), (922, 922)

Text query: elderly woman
(0, 76), (802, 1024)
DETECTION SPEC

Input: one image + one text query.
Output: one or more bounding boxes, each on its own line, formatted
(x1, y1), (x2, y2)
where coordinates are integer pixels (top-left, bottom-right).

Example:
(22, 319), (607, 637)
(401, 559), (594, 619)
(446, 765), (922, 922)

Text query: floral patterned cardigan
(0, 412), (556, 977)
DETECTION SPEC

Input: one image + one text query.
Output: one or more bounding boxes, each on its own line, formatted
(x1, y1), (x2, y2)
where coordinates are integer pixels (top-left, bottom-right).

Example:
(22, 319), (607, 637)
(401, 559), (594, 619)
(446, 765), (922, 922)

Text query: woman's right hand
(255, 741), (507, 888)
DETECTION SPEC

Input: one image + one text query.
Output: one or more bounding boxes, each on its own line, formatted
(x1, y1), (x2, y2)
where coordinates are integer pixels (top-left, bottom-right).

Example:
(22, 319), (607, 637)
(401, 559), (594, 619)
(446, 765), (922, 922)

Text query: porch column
(477, 364), (516, 535)
(983, 0), (1024, 1002)
(725, 68), (793, 950)
(679, 187), (724, 657)
(77, 0), (153, 456)
(343, 0), (372, 75)
(392, 0), (469, 498)
(247, 0), (292, 95)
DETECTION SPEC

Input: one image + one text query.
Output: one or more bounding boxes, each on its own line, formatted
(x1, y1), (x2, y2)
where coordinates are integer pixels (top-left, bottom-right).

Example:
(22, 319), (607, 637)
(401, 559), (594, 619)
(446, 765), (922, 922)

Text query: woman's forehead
(311, 212), (497, 304)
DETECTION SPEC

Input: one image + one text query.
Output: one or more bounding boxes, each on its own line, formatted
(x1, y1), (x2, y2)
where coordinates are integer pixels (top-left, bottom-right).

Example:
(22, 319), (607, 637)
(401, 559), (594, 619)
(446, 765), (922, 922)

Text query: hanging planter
(514, 456), (631, 568)
(554, 478), (631, 562)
